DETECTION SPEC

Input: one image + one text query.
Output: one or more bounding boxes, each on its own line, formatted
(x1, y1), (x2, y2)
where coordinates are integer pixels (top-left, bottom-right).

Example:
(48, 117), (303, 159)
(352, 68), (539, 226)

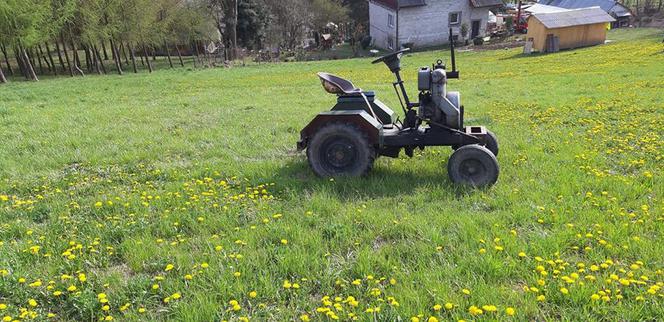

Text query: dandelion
(280, 239), (288, 245)
(28, 299), (37, 307)
(469, 305), (483, 315)
(249, 291), (257, 298)
(433, 304), (442, 311)
(560, 287), (569, 295)
(67, 285), (77, 292)
(138, 308), (146, 313)
(462, 289), (471, 295)
(165, 264), (174, 271)
(537, 295), (546, 302)
(445, 302), (454, 310)
(506, 307), (515, 316)
(234, 272), (241, 277)
(0, 304), (6, 310)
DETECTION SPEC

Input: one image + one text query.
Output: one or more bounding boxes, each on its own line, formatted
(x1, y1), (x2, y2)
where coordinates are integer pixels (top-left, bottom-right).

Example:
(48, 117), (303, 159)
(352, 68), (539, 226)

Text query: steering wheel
(371, 48), (410, 64)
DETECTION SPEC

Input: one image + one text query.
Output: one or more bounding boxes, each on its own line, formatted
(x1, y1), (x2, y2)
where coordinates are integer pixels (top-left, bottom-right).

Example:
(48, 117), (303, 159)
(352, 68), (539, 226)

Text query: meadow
(0, 28), (662, 321)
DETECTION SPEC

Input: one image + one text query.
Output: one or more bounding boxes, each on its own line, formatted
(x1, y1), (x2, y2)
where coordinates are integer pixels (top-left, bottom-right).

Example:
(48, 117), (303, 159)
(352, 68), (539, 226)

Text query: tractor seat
(317, 72), (362, 95)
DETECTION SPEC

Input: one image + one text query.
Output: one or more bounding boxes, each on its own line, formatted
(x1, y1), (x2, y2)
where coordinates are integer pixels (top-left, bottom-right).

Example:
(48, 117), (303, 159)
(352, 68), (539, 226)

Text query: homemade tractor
(297, 31), (499, 187)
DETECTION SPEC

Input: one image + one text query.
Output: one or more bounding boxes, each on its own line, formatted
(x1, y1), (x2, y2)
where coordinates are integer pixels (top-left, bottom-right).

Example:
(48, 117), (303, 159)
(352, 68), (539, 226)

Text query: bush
(360, 35), (372, 49)
(402, 42), (414, 50)
(473, 37), (484, 46)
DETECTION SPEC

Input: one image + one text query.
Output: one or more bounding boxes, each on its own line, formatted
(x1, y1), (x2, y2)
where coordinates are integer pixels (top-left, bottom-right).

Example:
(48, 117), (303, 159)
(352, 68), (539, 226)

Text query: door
(471, 20), (481, 39)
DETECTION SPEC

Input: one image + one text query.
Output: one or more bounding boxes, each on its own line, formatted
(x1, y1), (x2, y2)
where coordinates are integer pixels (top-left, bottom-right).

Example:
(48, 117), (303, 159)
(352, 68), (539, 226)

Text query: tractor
(297, 30), (499, 187)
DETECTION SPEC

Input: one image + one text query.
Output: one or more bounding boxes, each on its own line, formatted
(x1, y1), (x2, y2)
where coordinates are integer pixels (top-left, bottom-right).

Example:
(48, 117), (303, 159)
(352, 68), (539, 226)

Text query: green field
(0, 28), (662, 321)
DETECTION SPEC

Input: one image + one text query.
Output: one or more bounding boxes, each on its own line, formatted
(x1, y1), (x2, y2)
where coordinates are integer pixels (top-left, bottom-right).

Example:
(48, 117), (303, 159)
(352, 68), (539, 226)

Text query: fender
(297, 110), (382, 151)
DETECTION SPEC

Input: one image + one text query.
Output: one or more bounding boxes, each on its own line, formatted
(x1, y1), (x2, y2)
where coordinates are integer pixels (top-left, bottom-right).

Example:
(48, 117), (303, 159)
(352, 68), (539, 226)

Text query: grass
(0, 28), (662, 321)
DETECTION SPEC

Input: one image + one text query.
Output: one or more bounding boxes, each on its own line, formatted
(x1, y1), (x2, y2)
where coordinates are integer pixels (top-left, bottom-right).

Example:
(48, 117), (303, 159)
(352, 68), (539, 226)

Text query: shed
(526, 7), (615, 52)
(540, 0), (632, 27)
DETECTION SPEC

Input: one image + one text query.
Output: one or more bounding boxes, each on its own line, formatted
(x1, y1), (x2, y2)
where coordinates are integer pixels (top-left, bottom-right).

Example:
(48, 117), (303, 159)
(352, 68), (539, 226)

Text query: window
(449, 11), (461, 25)
(388, 13), (395, 28)
(387, 36), (394, 50)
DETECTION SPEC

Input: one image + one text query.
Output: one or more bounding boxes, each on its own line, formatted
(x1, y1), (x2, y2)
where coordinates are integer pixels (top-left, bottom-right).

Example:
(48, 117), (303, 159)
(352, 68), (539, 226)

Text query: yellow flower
(560, 287), (569, 295)
(462, 289), (471, 295)
(3, 316), (12, 322)
(249, 291), (257, 298)
(300, 314), (310, 322)
(280, 239), (288, 245)
(201, 263), (209, 269)
(171, 292), (181, 300)
(536, 295), (546, 302)
(234, 272), (241, 277)
(444, 302), (454, 310)
(67, 285), (77, 292)
(283, 280), (292, 289)
(78, 273), (86, 282)
(518, 252), (526, 258)
(138, 308), (146, 313)
(468, 305), (483, 315)
(152, 284), (160, 290)
(28, 299), (37, 307)
(433, 304), (442, 311)
(505, 307), (515, 316)
(427, 317), (438, 322)
(411, 317), (420, 322)
(351, 279), (361, 286)
(184, 274), (193, 280)
(165, 264), (174, 271)
(0, 304), (6, 310)
(482, 305), (497, 312)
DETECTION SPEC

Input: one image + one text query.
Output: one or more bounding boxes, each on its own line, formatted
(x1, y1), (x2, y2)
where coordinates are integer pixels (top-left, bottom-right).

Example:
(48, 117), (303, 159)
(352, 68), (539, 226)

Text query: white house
(369, 0), (504, 50)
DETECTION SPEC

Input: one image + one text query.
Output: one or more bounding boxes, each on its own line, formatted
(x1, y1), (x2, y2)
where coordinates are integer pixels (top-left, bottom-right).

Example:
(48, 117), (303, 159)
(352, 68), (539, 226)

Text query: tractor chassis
(379, 124), (489, 158)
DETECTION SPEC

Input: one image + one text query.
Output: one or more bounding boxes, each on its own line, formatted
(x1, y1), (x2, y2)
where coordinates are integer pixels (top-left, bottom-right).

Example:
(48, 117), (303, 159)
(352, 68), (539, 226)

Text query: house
(368, 0), (504, 50)
(540, 0), (632, 27)
(526, 7), (615, 52)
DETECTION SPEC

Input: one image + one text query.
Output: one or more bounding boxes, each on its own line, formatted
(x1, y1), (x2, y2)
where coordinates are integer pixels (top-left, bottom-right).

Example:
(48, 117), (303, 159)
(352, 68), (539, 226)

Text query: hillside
(0, 28), (662, 321)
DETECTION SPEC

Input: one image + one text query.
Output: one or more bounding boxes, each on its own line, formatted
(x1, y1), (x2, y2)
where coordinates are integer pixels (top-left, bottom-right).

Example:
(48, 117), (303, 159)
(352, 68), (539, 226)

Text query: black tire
(447, 144), (499, 187)
(306, 122), (375, 177)
(483, 130), (499, 156)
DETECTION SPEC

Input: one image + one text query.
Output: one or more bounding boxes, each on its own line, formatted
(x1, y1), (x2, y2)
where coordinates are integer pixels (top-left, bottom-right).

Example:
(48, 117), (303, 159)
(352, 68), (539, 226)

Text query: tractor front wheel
(447, 145), (499, 187)
(307, 123), (375, 177)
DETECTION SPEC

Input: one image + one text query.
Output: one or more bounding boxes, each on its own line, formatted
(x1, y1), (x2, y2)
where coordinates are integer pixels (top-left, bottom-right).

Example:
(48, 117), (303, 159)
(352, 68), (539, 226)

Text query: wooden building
(526, 7), (615, 53)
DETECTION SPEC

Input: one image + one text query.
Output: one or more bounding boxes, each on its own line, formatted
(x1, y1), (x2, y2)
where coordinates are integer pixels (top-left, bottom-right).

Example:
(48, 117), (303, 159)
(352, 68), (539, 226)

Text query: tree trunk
(165, 44), (173, 68)
(175, 44), (184, 67)
(128, 44), (138, 73)
(152, 47), (156, 61)
(28, 48), (37, 71)
(83, 45), (91, 72)
(37, 44), (53, 74)
(0, 64), (7, 83)
(32, 48), (45, 75)
(45, 42), (57, 75)
(192, 42), (199, 68)
(121, 43), (129, 65)
(93, 45), (107, 74)
(70, 40), (85, 76)
(110, 39), (122, 75)
(101, 40), (109, 60)
(1, 43), (13, 76)
(59, 36), (73, 76)
(55, 40), (67, 75)
(142, 44), (153, 72)
(20, 46), (38, 81)
(14, 47), (27, 78)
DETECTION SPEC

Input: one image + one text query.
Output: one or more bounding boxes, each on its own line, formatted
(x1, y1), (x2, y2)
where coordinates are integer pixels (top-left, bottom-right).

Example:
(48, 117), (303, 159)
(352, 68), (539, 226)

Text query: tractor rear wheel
(447, 144), (499, 187)
(307, 123), (375, 177)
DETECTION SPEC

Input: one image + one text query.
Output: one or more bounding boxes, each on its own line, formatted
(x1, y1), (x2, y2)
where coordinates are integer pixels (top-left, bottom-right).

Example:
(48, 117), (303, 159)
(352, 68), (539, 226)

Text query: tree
(237, 0), (270, 49)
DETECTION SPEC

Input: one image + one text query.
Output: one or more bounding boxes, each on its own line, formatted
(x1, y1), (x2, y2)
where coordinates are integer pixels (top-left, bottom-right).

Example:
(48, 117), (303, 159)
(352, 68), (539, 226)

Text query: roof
(541, 0), (632, 17)
(524, 3), (569, 14)
(469, 0), (504, 8)
(531, 7), (616, 29)
(370, 0), (426, 10)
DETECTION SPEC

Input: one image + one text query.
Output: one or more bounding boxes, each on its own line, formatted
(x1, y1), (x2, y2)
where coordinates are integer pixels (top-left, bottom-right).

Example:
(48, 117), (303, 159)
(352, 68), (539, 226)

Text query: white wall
(369, 1), (397, 50)
(398, 0), (490, 47)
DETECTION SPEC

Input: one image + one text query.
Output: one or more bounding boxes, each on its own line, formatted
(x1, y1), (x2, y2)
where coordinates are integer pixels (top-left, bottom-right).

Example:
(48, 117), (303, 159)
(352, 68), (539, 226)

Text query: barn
(526, 7), (615, 53)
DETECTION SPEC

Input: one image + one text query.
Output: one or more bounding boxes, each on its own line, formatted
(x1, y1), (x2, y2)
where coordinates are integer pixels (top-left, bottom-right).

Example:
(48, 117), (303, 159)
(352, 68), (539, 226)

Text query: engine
(417, 61), (462, 129)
